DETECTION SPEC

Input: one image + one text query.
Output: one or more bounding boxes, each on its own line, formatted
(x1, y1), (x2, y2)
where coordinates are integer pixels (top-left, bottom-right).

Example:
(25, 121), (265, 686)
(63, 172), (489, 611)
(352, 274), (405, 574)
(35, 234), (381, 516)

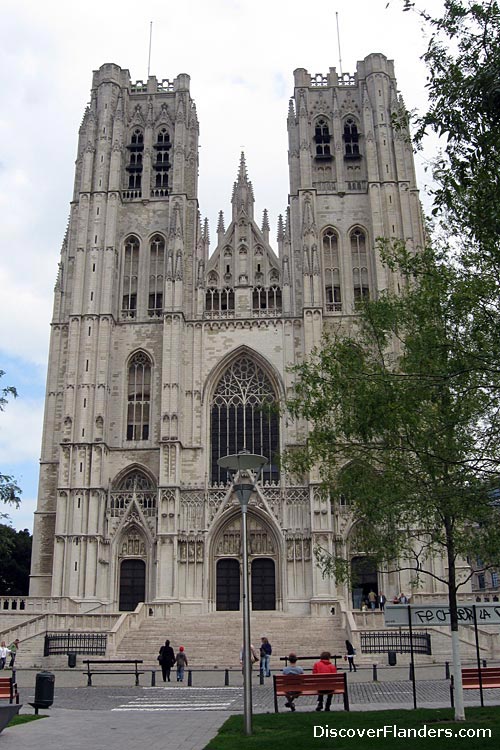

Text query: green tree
(0, 525), (32, 595)
(0, 370), (21, 517)
(285, 243), (500, 721)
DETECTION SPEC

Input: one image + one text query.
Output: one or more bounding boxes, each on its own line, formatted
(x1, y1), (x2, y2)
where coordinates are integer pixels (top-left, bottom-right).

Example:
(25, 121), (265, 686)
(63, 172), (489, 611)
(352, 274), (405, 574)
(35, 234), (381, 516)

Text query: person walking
(175, 645), (188, 682)
(345, 640), (357, 672)
(379, 592), (387, 612)
(368, 590), (377, 610)
(0, 642), (11, 670)
(282, 652), (304, 712)
(259, 636), (272, 678)
(239, 644), (258, 671)
(157, 639), (175, 682)
(8, 640), (19, 669)
(312, 651), (337, 711)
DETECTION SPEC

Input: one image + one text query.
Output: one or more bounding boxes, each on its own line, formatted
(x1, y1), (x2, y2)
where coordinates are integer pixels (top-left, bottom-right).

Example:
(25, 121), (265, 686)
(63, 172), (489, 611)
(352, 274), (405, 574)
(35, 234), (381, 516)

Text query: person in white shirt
(0, 642), (11, 670)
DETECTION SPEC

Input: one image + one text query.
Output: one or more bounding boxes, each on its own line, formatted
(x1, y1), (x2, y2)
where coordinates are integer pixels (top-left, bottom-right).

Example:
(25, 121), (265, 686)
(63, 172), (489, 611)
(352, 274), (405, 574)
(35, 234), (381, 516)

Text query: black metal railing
(44, 632), (107, 656)
(361, 630), (431, 655)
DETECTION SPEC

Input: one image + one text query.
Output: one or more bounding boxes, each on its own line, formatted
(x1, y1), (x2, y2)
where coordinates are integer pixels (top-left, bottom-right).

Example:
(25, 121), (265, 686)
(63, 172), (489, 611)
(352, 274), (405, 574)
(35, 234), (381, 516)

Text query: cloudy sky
(0, 0), (435, 531)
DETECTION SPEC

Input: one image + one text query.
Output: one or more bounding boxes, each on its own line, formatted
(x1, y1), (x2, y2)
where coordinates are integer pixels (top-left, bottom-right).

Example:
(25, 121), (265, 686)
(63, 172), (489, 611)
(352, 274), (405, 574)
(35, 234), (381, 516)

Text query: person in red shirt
(312, 651), (337, 711)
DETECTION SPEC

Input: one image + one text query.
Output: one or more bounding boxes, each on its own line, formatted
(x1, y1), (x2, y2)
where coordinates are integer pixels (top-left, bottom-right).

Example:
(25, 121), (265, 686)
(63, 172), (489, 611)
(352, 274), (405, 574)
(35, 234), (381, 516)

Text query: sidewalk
(1, 664), (496, 750)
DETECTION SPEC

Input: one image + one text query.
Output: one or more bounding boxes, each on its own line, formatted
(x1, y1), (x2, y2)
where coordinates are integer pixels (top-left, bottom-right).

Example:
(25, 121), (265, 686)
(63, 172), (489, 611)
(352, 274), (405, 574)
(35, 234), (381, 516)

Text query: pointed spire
(231, 152), (254, 221)
(277, 214), (285, 257)
(261, 208), (270, 245)
(277, 214), (285, 243)
(288, 98), (296, 122)
(203, 217), (210, 244)
(217, 210), (225, 235)
(238, 151), (248, 182)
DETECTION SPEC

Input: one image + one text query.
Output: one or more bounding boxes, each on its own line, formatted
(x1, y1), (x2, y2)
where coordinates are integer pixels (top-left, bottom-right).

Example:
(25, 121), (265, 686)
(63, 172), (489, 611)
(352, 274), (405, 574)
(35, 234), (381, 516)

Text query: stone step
(116, 612), (347, 667)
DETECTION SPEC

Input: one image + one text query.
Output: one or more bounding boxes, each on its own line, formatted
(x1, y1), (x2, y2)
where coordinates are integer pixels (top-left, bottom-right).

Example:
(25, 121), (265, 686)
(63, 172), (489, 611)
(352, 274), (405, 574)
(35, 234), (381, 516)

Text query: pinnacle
(217, 210), (225, 234)
(238, 151), (248, 181)
(262, 209), (270, 233)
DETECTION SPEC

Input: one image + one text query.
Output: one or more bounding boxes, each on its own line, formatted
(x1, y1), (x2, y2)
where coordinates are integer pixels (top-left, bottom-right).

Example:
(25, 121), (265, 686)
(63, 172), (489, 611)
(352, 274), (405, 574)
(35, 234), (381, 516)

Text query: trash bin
(34, 671), (55, 708)
(68, 652), (77, 669)
(388, 651), (397, 666)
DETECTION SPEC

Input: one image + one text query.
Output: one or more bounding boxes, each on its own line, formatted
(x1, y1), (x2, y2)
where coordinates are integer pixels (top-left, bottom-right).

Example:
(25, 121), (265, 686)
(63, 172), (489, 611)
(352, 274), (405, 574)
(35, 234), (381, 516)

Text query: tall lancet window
(126, 351), (151, 441)
(314, 117), (332, 160)
(126, 129), (144, 193)
(152, 128), (171, 196)
(210, 357), (279, 485)
(343, 118), (361, 158)
(122, 235), (140, 318)
(322, 228), (342, 312)
(148, 234), (165, 317)
(350, 228), (370, 301)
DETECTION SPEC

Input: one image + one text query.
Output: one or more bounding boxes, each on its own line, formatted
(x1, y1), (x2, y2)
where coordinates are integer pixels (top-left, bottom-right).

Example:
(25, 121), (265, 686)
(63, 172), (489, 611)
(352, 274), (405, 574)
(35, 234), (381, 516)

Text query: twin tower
(29, 56), (426, 614)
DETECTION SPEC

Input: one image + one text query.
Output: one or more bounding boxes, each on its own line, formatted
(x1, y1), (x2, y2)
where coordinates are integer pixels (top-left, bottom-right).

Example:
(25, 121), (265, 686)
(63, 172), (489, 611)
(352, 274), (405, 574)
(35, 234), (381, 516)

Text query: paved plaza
(1, 666), (498, 749)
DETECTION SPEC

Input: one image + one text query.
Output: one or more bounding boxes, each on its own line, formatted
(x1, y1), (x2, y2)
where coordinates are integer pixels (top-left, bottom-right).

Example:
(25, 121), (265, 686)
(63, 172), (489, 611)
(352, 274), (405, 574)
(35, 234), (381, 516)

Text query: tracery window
(126, 352), (151, 441)
(350, 228), (370, 302)
(126, 129), (144, 192)
(152, 128), (171, 196)
(122, 235), (140, 318)
(344, 118), (361, 158)
(322, 228), (342, 312)
(205, 287), (235, 317)
(252, 286), (282, 316)
(148, 234), (165, 316)
(109, 469), (156, 517)
(314, 117), (332, 160)
(211, 357), (279, 485)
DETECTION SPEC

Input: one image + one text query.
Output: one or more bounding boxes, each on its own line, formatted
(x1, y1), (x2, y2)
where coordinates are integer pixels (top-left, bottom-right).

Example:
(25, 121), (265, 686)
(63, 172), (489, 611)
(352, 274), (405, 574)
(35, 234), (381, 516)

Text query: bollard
(187, 670), (193, 687)
(224, 669), (229, 686)
(151, 670), (156, 687)
(372, 664), (378, 682)
(445, 661), (450, 680)
(259, 671), (264, 685)
(409, 663), (414, 681)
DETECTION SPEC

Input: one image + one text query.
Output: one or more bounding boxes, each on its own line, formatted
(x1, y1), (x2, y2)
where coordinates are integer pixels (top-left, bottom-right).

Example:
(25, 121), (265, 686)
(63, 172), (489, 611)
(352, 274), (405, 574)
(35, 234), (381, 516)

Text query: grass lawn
(205, 707), (498, 749)
(8, 714), (47, 727)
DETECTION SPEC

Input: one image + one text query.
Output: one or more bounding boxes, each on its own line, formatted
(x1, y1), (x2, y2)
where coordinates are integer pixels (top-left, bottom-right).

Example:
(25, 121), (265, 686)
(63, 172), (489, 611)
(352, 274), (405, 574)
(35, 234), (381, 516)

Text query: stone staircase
(115, 611), (347, 669)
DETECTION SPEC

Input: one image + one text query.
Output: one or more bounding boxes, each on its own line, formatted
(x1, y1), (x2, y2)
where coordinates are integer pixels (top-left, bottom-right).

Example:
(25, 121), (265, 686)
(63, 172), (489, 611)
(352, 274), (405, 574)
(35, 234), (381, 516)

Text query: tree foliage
(285, 243), (500, 611)
(0, 525), (32, 596)
(0, 371), (21, 516)
(401, 0), (500, 260)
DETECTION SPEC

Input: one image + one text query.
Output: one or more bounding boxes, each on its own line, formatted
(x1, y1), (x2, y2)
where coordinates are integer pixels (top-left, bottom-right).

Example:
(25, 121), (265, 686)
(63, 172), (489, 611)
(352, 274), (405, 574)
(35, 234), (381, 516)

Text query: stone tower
(30, 55), (429, 613)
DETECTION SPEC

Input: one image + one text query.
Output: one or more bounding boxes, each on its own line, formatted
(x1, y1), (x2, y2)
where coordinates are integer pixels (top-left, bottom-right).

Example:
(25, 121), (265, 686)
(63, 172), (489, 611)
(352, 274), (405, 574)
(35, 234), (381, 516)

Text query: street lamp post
(217, 451), (267, 737)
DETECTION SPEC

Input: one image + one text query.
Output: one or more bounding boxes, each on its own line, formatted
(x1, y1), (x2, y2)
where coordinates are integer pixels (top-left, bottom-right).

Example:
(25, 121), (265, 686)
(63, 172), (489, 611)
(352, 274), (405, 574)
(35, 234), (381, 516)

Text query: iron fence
(361, 630), (431, 655)
(44, 632), (107, 656)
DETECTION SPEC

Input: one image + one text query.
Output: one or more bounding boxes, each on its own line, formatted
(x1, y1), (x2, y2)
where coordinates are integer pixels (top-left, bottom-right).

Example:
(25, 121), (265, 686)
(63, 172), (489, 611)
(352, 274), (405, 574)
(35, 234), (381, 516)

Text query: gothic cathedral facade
(29, 55), (426, 613)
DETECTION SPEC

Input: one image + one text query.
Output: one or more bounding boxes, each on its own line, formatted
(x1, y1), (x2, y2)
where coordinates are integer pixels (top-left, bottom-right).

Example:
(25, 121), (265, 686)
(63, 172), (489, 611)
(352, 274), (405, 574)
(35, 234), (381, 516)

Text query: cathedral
(29, 54), (428, 615)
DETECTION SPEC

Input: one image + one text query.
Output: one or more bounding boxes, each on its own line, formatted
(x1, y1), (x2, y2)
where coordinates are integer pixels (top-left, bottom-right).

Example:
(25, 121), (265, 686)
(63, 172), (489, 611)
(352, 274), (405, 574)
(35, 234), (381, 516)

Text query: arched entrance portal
(119, 559), (146, 611)
(216, 558), (240, 611)
(213, 512), (279, 611)
(251, 558), (275, 610)
(351, 556), (378, 609)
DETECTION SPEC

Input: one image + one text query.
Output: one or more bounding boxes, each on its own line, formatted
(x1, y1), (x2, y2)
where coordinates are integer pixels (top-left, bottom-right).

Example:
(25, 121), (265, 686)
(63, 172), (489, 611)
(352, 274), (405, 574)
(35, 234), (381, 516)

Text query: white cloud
(0, 396), (44, 465)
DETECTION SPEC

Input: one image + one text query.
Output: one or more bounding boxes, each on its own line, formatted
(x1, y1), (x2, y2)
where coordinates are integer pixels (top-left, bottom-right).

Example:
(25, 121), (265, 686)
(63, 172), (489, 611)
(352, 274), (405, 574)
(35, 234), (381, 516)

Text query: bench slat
(273, 673), (349, 712)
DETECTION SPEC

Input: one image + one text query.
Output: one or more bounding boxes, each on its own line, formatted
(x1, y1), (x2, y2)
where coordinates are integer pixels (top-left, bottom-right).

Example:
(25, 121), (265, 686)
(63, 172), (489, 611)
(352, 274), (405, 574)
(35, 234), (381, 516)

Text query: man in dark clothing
(158, 639), (175, 682)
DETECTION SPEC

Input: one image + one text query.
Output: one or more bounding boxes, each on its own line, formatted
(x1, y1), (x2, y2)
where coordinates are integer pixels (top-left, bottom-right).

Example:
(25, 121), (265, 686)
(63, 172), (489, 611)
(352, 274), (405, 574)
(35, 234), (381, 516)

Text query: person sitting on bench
(313, 651), (337, 711)
(282, 653), (304, 712)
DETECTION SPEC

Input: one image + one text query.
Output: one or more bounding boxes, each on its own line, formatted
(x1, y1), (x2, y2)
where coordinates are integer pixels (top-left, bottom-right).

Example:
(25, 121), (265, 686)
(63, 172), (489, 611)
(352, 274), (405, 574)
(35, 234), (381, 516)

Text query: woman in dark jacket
(158, 639), (175, 682)
(345, 640), (357, 672)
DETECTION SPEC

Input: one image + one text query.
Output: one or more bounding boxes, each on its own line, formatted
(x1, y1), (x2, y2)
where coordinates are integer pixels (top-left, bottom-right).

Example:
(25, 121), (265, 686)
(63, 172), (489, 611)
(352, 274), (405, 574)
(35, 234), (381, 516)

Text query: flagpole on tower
(147, 21), (153, 78)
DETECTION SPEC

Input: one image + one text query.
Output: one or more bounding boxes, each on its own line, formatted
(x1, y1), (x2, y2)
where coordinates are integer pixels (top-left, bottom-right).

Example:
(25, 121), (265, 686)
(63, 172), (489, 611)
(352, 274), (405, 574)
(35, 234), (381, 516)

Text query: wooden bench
(82, 659), (144, 686)
(273, 673), (349, 712)
(450, 667), (500, 707)
(0, 677), (19, 705)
